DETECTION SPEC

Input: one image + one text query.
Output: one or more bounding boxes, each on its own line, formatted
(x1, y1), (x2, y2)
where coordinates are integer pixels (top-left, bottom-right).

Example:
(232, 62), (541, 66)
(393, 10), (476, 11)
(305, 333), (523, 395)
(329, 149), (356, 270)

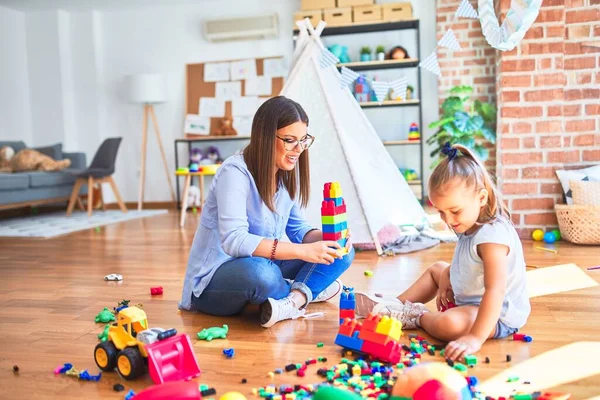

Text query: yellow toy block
(375, 315), (403, 342)
(329, 182), (342, 198)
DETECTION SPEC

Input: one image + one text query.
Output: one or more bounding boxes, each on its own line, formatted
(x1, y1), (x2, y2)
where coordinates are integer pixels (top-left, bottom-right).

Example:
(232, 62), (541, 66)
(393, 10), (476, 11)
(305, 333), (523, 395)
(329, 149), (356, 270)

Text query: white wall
(0, 5), (32, 144)
(0, 0), (438, 202)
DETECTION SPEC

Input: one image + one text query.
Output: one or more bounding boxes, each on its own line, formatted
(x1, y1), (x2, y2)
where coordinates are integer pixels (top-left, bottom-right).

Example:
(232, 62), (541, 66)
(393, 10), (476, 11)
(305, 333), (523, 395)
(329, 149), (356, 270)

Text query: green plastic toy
(98, 324), (110, 342)
(313, 386), (362, 400)
(95, 307), (116, 323)
(197, 324), (228, 341)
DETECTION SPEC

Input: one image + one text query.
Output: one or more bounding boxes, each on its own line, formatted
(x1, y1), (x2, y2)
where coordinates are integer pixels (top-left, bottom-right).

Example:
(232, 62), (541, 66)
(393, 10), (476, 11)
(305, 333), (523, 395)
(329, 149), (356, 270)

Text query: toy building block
(338, 318), (362, 337)
(340, 309), (355, 321)
(150, 286), (164, 295)
(334, 331), (364, 352)
(374, 315), (402, 342)
(323, 231), (343, 241)
(321, 182), (350, 258)
(361, 338), (402, 364)
(339, 289), (356, 324)
(464, 355), (478, 366)
(133, 381), (201, 400)
(321, 214), (347, 225)
(322, 221), (348, 233)
(146, 333), (201, 384)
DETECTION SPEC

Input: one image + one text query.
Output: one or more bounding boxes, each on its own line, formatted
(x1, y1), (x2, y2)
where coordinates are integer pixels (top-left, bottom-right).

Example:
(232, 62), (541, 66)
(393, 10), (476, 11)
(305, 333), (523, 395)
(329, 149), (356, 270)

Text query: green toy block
(453, 363), (467, 372)
(507, 375), (519, 382)
(440, 348), (445, 357)
(513, 394), (532, 400)
(464, 355), (478, 366)
(321, 214), (347, 225)
(317, 342), (324, 347)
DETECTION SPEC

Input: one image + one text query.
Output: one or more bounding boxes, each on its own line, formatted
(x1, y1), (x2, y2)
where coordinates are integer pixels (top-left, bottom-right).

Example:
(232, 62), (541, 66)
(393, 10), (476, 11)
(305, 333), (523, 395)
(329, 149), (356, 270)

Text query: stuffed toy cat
(0, 146), (71, 173)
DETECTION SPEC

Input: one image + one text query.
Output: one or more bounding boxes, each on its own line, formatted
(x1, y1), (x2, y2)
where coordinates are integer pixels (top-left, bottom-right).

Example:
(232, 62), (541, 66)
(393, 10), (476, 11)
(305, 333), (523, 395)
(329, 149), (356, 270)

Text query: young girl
(355, 143), (530, 361)
(180, 96), (354, 328)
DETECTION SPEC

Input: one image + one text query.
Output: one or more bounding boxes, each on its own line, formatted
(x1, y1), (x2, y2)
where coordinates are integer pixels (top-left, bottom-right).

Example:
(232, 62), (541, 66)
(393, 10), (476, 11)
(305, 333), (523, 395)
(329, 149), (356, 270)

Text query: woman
(179, 96), (355, 328)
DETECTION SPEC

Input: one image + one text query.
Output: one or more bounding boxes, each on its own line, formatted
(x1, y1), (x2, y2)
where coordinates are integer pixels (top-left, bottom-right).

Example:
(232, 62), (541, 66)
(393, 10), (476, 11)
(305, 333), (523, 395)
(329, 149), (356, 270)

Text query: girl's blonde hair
(428, 144), (510, 224)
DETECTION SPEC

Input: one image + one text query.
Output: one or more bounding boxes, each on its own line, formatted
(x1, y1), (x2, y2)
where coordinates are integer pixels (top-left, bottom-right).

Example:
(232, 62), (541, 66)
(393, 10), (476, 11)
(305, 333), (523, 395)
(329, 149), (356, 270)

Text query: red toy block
(361, 339), (401, 364)
(132, 381), (200, 400)
(339, 319), (362, 337)
(440, 301), (456, 312)
(362, 313), (382, 332)
(340, 309), (355, 320)
(321, 200), (346, 216)
(150, 286), (164, 295)
(358, 329), (391, 346)
(323, 231), (342, 241)
(146, 333), (201, 384)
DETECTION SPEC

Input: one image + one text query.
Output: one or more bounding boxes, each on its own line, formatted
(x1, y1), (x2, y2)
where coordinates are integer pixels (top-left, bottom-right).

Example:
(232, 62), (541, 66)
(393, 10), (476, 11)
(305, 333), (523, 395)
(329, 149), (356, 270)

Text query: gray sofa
(0, 141), (88, 209)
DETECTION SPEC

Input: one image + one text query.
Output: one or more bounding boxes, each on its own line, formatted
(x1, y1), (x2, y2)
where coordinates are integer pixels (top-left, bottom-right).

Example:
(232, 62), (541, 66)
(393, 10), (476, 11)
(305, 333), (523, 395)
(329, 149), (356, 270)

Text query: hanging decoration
(478, 0), (543, 51)
(371, 81), (391, 103)
(320, 48), (339, 69)
(439, 29), (462, 51)
(456, 0), (479, 19)
(390, 77), (408, 101)
(419, 52), (442, 77)
(340, 67), (360, 88)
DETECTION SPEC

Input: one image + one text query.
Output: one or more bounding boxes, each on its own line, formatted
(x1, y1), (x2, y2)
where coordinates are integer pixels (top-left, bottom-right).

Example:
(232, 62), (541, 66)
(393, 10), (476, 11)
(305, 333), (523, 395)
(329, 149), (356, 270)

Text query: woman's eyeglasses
(276, 134), (315, 151)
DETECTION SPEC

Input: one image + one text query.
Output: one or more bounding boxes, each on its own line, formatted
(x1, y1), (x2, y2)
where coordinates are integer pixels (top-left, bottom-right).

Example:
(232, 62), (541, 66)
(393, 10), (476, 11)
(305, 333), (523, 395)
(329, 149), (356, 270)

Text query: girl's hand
(444, 334), (483, 361)
(302, 241), (342, 265)
(436, 267), (454, 311)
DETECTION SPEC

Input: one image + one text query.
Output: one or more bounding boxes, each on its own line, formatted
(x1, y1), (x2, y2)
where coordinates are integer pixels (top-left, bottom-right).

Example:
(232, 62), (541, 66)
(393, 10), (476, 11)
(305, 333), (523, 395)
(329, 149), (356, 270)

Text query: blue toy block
(322, 221), (348, 233)
(334, 332), (364, 352)
(340, 292), (355, 310)
(338, 237), (348, 248)
(324, 197), (343, 206)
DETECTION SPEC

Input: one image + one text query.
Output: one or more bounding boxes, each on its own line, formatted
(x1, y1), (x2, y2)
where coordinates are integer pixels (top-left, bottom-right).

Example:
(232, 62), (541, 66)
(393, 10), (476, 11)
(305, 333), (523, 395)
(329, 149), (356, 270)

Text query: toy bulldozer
(94, 307), (200, 383)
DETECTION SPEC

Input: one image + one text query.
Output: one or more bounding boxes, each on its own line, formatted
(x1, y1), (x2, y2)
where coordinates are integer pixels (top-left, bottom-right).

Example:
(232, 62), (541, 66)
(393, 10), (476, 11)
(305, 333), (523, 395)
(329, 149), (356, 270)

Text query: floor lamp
(127, 74), (176, 210)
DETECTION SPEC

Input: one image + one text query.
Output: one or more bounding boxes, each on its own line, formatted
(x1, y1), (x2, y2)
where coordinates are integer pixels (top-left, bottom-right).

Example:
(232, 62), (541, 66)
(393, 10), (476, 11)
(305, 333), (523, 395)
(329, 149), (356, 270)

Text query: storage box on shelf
(382, 2), (413, 21)
(293, 9), (323, 29)
(337, 0), (374, 7)
(353, 4), (382, 23)
(323, 7), (353, 26)
(301, 0), (335, 10)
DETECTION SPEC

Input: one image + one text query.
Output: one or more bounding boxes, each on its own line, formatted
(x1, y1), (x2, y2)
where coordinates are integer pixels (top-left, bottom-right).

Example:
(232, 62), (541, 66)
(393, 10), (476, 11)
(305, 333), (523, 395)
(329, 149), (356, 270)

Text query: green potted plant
(376, 45), (386, 61)
(406, 85), (414, 100)
(360, 46), (372, 62)
(426, 85), (496, 167)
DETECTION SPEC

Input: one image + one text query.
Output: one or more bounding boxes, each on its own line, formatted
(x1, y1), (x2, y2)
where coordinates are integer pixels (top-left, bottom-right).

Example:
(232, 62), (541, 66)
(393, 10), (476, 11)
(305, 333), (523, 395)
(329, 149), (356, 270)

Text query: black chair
(66, 137), (127, 216)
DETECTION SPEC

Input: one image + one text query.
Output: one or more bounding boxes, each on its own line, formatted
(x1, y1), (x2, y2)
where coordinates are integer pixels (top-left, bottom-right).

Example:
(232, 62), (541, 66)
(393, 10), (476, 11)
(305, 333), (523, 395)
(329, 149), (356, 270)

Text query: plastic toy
(223, 348), (235, 358)
(440, 301), (456, 312)
(104, 274), (122, 281)
(551, 229), (561, 241)
(532, 229), (544, 241)
(197, 324), (229, 341)
(544, 231), (557, 244)
(400, 168), (419, 182)
(189, 148), (202, 172)
(390, 362), (473, 399)
(339, 287), (355, 324)
(13, 365), (19, 373)
(335, 313), (403, 363)
(94, 307), (201, 383)
(354, 75), (371, 103)
(220, 392), (248, 400)
(321, 182), (348, 256)
(98, 324), (110, 342)
(95, 307), (116, 323)
(408, 122), (420, 141)
(113, 383), (124, 392)
(328, 44), (350, 63)
(114, 299), (131, 314)
(125, 389), (136, 400)
(150, 286), (164, 295)
(513, 333), (533, 342)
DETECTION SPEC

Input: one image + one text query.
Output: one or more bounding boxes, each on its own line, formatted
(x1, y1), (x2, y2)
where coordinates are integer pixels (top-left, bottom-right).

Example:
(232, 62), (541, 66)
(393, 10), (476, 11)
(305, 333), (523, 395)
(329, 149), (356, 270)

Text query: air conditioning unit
(204, 14), (279, 42)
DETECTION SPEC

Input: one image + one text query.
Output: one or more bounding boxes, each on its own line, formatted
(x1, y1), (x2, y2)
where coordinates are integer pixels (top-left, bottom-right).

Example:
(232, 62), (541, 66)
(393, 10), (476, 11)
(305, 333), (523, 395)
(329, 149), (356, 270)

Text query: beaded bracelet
(270, 238), (279, 261)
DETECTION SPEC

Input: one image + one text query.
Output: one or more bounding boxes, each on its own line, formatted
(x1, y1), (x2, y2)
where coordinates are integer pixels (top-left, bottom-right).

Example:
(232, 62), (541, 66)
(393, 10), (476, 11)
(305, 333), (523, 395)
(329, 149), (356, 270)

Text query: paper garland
(439, 29), (462, 51)
(320, 48), (339, 69)
(371, 81), (391, 103)
(419, 52), (442, 77)
(390, 77), (408, 101)
(478, 0), (543, 51)
(456, 0), (478, 19)
(340, 67), (360, 88)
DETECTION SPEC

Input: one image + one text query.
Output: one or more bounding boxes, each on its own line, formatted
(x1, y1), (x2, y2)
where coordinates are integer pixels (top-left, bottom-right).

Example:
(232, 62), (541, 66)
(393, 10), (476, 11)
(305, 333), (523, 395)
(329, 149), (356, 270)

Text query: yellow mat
(480, 342), (600, 397)
(527, 263), (598, 298)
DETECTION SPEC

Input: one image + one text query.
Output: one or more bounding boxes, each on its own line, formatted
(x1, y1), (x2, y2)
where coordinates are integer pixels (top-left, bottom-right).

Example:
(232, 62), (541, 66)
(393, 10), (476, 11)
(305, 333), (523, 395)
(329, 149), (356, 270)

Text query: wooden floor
(0, 211), (599, 399)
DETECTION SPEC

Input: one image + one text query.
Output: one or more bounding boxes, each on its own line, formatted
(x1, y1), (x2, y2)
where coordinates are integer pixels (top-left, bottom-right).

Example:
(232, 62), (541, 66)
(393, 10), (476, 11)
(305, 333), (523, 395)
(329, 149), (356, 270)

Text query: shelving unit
(294, 19), (424, 201)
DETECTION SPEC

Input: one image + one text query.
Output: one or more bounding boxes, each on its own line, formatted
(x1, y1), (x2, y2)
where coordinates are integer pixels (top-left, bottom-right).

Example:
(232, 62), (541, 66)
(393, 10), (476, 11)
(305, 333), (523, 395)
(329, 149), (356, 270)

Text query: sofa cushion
(0, 173), (29, 191)
(28, 171), (76, 188)
(0, 141), (27, 153)
(32, 143), (63, 160)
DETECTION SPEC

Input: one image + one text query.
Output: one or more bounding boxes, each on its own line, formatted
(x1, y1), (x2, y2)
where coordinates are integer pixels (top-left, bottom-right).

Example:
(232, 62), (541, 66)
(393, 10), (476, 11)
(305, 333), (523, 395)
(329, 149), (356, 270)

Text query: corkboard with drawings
(185, 57), (284, 138)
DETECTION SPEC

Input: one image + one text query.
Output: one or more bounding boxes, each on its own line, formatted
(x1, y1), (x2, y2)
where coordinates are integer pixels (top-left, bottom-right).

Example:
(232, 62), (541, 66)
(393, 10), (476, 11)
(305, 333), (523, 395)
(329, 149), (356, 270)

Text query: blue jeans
(192, 248), (355, 316)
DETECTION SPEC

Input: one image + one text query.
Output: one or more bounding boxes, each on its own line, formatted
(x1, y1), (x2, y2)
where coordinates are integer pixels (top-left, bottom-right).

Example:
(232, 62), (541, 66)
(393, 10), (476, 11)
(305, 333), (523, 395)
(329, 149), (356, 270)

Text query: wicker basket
(571, 180), (600, 206)
(555, 204), (600, 245)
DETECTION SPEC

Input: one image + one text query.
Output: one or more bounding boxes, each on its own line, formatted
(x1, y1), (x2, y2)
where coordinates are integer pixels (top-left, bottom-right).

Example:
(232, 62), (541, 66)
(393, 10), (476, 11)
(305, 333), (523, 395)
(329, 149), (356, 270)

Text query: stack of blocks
(334, 313), (403, 364)
(321, 182), (348, 257)
(339, 287), (355, 324)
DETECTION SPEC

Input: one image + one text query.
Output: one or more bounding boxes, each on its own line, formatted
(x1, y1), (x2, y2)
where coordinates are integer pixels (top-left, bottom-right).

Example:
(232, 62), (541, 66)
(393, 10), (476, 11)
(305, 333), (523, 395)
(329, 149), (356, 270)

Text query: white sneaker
(373, 301), (429, 329)
(260, 297), (306, 328)
(312, 279), (343, 303)
(354, 292), (402, 318)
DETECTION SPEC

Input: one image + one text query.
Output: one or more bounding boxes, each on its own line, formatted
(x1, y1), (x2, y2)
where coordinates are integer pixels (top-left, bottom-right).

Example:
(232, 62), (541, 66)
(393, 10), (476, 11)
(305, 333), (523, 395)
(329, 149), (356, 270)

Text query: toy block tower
(339, 286), (355, 324)
(321, 182), (348, 256)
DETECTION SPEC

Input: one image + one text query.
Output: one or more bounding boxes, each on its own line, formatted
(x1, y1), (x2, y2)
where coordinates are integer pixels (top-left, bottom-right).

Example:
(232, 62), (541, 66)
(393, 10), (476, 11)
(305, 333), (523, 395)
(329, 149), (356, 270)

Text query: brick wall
(436, 0), (600, 238)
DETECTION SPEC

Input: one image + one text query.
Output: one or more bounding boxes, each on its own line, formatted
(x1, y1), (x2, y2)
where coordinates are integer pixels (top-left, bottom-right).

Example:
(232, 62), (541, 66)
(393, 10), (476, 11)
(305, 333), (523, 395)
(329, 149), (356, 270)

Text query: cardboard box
(323, 7), (353, 27)
(353, 4), (382, 23)
(337, 0), (374, 7)
(293, 9), (323, 29)
(301, 0), (335, 10)
(382, 2), (413, 21)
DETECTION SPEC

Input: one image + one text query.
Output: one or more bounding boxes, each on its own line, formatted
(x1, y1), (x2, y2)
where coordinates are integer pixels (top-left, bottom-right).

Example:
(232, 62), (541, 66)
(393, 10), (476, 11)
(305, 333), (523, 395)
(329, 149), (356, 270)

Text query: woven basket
(571, 180), (600, 206)
(555, 204), (600, 245)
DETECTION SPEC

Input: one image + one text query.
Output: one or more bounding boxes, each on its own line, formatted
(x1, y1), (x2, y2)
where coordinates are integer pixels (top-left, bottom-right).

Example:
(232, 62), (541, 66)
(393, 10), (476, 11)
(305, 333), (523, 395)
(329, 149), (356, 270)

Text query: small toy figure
(104, 274), (122, 281)
(98, 324), (110, 342)
(197, 324), (229, 341)
(95, 307), (116, 323)
(150, 286), (163, 295)
(408, 122), (420, 141)
(354, 75), (371, 103)
(216, 117), (237, 136)
(189, 148), (202, 172)
(203, 146), (223, 165)
(386, 45), (410, 60)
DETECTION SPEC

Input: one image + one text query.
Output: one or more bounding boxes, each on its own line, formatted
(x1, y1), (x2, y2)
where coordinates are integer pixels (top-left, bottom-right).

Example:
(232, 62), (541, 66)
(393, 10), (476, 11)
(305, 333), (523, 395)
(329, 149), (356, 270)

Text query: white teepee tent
(281, 20), (429, 254)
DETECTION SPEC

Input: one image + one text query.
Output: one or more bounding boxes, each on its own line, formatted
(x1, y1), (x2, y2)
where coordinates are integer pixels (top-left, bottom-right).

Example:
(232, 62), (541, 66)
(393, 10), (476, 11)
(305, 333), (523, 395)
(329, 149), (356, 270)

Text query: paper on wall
(199, 97), (225, 117)
(204, 62), (230, 82)
(215, 81), (242, 101)
(245, 76), (272, 96)
(184, 114), (210, 135)
(230, 59), (257, 81)
(232, 96), (259, 116)
(233, 116), (253, 136)
(263, 57), (287, 78)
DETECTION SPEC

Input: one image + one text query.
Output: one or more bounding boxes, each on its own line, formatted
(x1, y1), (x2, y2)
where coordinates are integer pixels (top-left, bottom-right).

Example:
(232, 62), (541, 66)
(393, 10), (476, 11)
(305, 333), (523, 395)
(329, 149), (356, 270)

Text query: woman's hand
(444, 334), (484, 361)
(436, 267), (454, 311)
(301, 241), (342, 265)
